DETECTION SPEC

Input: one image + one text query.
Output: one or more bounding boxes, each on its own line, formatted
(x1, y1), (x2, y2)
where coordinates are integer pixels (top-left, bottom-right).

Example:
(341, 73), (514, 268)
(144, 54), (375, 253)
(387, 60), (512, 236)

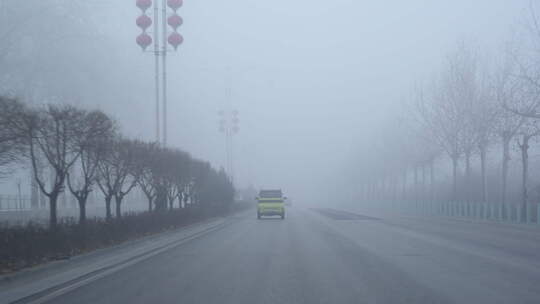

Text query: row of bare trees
(360, 8), (540, 208)
(0, 97), (234, 228)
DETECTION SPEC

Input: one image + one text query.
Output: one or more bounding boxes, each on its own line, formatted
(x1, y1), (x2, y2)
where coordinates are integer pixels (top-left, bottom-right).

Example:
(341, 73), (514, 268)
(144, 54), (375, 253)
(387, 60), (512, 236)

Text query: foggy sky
(161, 0), (526, 202)
(1, 1), (532, 202)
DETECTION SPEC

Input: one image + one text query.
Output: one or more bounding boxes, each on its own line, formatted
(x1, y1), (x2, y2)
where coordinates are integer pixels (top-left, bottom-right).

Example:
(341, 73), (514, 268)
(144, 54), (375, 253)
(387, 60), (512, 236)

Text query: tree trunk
(414, 166), (418, 202)
(402, 169), (407, 201)
(381, 177), (386, 201)
(115, 195), (123, 218)
(49, 192), (59, 229)
(155, 186), (167, 211)
(168, 197), (174, 210)
(465, 151), (472, 202)
(392, 176), (398, 201)
(105, 195), (113, 220)
(520, 135), (530, 207)
(78, 198), (87, 225)
(31, 166), (39, 209)
(451, 155), (458, 202)
(430, 160), (434, 202)
(142, 192), (153, 212)
(479, 145), (487, 203)
(421, 165), (426, 202)
(502, 136), (511, 204)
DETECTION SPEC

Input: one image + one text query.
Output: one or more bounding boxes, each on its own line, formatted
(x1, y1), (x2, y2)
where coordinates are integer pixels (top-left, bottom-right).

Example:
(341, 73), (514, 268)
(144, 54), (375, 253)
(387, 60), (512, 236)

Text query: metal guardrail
(366, 200), (540, 225)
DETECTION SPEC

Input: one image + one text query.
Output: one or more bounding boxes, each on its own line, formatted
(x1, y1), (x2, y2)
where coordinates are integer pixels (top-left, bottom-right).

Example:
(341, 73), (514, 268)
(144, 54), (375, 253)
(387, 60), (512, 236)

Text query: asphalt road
(16, 207), (540, 304)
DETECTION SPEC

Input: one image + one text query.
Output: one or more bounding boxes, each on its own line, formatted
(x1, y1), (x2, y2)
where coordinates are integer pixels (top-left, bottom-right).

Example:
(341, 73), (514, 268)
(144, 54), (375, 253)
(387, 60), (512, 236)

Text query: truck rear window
(259, 190), (283, 198)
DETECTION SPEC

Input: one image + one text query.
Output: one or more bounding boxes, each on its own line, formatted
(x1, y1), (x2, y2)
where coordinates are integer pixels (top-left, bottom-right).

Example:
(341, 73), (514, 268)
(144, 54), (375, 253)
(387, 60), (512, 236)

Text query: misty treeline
(360, 7), (540, 208)
(0, 97), (234, 228)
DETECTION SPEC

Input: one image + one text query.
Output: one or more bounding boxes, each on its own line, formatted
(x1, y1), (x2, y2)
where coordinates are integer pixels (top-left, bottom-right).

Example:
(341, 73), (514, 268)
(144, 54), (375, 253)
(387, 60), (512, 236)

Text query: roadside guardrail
(363, 200), (540, 226)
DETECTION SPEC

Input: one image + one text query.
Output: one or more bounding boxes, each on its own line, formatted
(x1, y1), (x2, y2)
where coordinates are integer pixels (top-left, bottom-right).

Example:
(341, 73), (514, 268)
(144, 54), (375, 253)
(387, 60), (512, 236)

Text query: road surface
(4, 207), (540, 304)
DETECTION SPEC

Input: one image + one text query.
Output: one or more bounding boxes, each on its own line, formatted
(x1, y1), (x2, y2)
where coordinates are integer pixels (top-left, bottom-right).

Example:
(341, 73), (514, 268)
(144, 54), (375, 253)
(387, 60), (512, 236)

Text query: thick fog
(0, 0), (531, 204)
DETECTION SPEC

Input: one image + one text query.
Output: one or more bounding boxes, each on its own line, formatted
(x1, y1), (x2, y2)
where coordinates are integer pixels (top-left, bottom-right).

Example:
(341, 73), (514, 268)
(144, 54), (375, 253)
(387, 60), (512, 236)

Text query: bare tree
(516, 121), (540, 207)
(66, 110), (115, 224)
(97, 138), (139, 219)
(493, 52), (528, 204)
(415, 75), (466, 201)
(165, 149), (191, 210)
(473, 74), (498, 203)
(22, 104), (86, 228)
(133, 141), (160, 212)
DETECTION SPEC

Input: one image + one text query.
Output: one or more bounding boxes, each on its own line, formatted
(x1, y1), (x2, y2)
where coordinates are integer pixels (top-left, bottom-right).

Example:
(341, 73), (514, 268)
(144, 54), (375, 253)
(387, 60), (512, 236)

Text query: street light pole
(153, 0), (160, 144)
(136, 0), (184, 146)
(162, 0), (168, 146)
(219, 109), (239, 184)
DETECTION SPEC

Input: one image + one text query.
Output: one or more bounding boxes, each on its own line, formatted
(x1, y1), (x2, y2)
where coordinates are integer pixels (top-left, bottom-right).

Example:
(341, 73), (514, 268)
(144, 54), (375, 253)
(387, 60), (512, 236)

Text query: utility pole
(153, 0), (161, 144)
(219, 109), (239, 184)
(17, 179), (22, 210)
(136, 0), (184, 146)
(161, 0), (168, 146)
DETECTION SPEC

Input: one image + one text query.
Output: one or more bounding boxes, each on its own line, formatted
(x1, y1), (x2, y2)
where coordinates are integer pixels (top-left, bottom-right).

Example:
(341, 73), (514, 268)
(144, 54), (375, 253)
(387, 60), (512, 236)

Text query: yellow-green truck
(256, 189), (286, 219)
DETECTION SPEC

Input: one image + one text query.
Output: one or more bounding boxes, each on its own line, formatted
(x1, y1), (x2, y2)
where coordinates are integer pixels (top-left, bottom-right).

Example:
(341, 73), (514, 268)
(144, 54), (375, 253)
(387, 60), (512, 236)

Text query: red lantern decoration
(167, 0), (183, 11)
(136, 0), (152, 11)
(167, 14), (183, 30)
(168, 32), (183, 50)
(136, 33), (152, 50)
(136, 14), (152, 30)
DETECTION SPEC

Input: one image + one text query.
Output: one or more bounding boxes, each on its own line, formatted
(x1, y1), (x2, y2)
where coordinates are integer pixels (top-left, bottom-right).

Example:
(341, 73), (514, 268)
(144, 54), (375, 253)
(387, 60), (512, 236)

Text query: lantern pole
(136, 0), (183, 146)
(162, 0), (168, 146)
(154, 0), (161, 144)
(218, 109), (239, 184)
